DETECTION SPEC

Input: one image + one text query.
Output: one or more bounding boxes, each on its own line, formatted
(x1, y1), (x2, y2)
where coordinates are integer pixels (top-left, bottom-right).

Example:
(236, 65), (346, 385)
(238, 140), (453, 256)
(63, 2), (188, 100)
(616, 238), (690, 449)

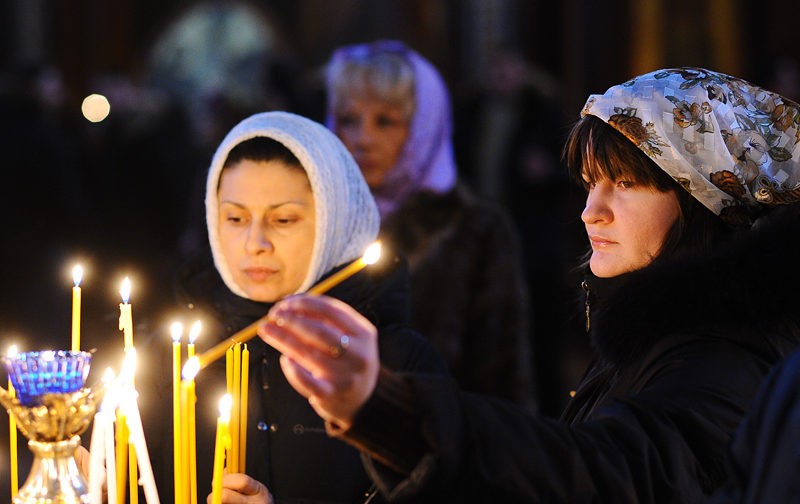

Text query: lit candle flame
(189, 321), (201, 344)
(363, 241), (382, 265)
(183, 356), (200, 381)
(7, 345), (17, 358)
(170, 322), (183, 343)
(102, 367), (116, 384)
(72, 265), (83, 287)
(120, 277), (131, 304)
(219, 394), (232, 422)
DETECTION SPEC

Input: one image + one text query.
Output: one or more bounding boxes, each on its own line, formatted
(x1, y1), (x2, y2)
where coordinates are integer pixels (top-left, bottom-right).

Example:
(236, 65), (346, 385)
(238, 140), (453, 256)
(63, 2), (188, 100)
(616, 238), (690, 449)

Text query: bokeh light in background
(81, 93), (110, 122)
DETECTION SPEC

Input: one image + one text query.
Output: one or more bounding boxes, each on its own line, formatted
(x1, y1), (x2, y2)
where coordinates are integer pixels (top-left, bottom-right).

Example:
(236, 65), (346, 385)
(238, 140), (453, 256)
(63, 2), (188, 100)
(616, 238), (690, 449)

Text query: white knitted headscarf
(206, 111), (380, 299)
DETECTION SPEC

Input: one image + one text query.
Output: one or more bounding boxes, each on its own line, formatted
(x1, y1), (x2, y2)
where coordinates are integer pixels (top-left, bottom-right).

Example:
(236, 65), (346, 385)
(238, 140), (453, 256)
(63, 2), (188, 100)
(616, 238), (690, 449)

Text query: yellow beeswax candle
(171, 322), (184, 504)
(185, 242), (382, 374)
(119, 277), (133, 350)
(71, 265), (83, 352)
(8, 345), (17, 498)
(239, 344), (249, 473)
(188, 322), (200, 504)
(229, 343), (241, 473)
(212, 394), (232, 504)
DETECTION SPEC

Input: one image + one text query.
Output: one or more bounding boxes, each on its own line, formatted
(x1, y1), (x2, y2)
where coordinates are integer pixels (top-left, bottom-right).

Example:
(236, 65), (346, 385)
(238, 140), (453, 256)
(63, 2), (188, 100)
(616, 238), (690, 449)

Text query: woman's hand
(205, 473), (272, 503)
(259, 294), (380, 429)
(74, 445), (91, 479)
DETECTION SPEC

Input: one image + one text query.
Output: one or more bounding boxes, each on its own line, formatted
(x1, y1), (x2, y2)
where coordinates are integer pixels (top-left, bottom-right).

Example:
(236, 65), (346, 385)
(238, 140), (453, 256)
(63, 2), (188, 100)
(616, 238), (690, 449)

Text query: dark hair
(223, 137), (303, 170)
(563, 114), (731, 262)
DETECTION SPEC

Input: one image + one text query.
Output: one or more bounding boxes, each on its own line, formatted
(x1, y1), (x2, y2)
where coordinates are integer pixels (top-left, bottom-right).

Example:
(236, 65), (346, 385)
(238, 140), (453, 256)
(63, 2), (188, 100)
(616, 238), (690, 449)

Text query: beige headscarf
(583, 67), (800, 224)
(205, 111), (380, 299)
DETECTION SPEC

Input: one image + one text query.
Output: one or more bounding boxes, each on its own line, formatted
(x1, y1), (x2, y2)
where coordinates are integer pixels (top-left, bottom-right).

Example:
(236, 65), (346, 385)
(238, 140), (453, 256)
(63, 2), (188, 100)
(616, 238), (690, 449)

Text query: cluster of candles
(3, 265), (158, 503)
(85, 273), (159, 504)
(6, 242), (382, 503)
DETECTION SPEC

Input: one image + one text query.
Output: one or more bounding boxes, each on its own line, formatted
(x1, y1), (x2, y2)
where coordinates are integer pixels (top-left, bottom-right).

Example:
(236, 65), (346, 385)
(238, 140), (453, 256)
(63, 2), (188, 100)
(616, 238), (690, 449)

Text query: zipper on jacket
(581, 280), (591, 332)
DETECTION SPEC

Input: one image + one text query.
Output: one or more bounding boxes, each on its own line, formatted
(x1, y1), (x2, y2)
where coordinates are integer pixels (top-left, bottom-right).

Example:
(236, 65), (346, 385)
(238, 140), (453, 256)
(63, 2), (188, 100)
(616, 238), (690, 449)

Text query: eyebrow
(219, 200), (311, 210)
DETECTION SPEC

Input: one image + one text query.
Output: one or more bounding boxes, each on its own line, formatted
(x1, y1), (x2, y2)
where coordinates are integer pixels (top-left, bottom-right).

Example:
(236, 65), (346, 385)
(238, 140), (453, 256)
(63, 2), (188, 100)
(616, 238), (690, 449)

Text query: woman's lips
(588, 235), (616, 248)
(243, 267), (277, 282)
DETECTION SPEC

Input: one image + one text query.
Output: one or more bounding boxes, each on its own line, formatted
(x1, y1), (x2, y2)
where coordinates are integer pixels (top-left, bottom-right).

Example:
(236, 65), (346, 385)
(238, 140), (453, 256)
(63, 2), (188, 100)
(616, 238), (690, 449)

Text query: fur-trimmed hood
(587, 206), (800, 367)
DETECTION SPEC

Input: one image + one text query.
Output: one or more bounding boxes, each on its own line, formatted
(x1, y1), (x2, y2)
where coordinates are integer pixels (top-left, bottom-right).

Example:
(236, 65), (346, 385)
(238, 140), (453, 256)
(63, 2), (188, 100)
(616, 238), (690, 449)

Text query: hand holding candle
(183, 241), (382, 375)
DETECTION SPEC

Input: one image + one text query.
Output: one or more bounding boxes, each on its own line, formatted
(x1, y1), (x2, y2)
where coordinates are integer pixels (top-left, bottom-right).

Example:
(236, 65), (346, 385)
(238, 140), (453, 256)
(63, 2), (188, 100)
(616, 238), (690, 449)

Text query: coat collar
(586, 206), (800, 367)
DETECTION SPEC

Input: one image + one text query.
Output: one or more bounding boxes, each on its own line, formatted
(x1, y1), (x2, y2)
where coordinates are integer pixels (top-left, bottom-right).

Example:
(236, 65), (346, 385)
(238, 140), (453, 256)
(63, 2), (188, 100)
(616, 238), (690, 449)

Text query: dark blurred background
(0, 0), (798, 496)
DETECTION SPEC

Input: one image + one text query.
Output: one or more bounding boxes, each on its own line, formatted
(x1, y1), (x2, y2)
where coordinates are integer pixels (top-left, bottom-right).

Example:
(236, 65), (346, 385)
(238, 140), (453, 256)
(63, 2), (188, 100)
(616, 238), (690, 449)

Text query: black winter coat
(706, 346), (800, 504)
(338, 209), (800, 503)
(140, 254), (447, 504)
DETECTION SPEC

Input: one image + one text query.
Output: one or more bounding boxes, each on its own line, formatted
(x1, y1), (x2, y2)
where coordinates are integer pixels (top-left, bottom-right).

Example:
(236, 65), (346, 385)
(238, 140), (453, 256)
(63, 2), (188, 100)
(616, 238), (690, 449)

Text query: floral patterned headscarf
(582, 67), (800, 225)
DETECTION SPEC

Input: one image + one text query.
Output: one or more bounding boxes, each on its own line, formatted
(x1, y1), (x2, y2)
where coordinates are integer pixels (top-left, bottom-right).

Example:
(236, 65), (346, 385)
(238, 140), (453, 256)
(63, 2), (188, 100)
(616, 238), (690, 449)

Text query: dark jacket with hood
(333, 208), (800, 503)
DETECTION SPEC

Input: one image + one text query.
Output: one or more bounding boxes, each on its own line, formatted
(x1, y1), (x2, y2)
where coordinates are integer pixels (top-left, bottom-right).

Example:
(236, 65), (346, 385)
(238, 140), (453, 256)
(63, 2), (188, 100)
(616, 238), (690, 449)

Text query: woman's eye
(617, 180), (635, 189)
(272, 216), (299, 226)
(336, 114), (358, 127)
(376, 114), (403, 127)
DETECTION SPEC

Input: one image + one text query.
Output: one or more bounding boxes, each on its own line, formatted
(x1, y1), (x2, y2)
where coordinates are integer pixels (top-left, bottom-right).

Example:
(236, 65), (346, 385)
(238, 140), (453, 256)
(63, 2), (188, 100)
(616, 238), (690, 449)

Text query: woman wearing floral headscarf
(256, 68), (800, 503)
(324, 40), (536, 409)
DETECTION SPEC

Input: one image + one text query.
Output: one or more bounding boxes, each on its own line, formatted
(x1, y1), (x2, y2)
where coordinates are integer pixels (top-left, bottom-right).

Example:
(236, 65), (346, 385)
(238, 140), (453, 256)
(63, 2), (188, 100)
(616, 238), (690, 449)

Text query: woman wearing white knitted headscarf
(161, 111), (446, 504)
(206, 111), (380, 300)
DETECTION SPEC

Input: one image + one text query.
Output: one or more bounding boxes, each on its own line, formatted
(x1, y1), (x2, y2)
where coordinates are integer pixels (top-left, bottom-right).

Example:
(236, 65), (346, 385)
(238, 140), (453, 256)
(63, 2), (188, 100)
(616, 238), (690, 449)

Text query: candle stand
(0, 351), (104, 504)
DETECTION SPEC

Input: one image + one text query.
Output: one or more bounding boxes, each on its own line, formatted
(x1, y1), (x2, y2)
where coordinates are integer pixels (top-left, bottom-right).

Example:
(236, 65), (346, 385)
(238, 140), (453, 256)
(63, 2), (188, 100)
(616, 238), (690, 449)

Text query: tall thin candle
(89, 369), (117, 504)
(119, 277), (133, 350)
(239, 344), (249, 472)
(211, 394), (232, 504)
(71, 265), (83, 352)
(229, 343), (241, 473)
(7, 345), (18, 498)
(170, 322), (184, 504)
(187, 321), (200, 504)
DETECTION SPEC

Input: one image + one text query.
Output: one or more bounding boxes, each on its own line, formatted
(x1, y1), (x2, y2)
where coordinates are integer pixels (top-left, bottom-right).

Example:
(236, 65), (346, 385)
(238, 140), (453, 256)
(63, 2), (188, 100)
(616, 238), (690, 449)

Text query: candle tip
(7, 345), (17, 358)
(189, 321), (202, 344)
(183, 356), (200, 380)
(363, 241), (382, 265)
(72, 264), (83, 286)
(219, 393), (232, 420)
(120, 277), (132, 303)
(170, 322), (183, 342)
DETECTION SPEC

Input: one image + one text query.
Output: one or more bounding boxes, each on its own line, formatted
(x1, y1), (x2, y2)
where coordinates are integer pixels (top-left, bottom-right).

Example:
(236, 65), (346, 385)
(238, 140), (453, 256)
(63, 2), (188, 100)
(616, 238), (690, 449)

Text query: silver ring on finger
(329, 334), (351, 358)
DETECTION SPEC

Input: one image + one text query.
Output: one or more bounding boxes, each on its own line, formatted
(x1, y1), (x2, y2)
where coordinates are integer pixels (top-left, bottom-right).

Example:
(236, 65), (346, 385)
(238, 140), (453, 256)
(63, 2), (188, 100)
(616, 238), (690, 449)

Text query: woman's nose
(245, 222), (273, 255)
(581, 187), (613, 224)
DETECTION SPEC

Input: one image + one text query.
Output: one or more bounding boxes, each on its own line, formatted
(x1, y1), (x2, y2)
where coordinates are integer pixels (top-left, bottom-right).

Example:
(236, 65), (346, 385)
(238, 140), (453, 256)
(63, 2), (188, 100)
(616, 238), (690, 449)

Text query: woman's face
(333, 97), (410, 189)
(581, 175), (680, 277)
(218, 159), (316, 302)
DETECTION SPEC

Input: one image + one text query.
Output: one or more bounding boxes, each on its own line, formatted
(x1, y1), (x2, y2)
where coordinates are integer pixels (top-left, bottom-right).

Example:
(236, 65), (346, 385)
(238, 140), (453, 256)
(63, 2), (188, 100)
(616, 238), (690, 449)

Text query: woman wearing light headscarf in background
(324, 40), (536, 410)
(258, 68), (800, 502)
(138, 111), (446, 504)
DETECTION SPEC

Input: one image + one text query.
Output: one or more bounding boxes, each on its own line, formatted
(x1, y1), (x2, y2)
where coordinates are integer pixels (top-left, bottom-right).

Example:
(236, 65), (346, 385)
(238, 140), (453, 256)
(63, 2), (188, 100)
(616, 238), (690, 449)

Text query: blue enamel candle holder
(2, 350), (92, 406)
(0, 350), (105, 504)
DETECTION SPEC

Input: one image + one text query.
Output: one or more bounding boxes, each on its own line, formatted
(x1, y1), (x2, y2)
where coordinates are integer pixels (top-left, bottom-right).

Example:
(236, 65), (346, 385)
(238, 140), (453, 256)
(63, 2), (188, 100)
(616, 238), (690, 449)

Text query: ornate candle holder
(0, 350), (105, 504)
